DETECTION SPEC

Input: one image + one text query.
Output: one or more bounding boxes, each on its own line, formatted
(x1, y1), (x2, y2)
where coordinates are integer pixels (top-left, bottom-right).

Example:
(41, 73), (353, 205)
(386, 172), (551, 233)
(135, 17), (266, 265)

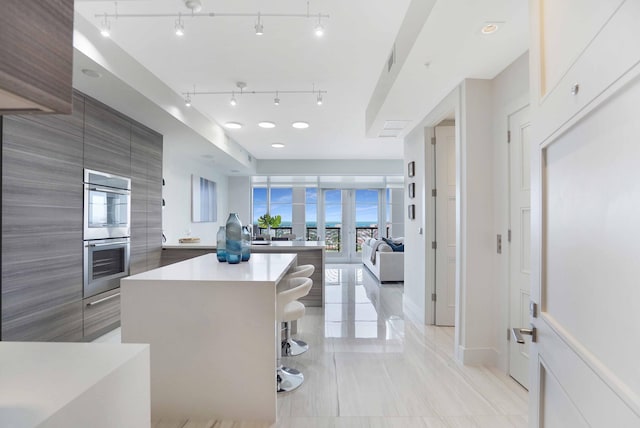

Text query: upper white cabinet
(530, 0), (640, 142)
(0, 0), (74, 114)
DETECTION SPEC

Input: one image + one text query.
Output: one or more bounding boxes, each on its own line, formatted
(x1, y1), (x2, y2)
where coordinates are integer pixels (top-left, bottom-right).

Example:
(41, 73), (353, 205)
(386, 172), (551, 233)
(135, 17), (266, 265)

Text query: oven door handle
(87, 185), (130, 195)
(87, 292), (121, 307)
(86, 241), (129, 247)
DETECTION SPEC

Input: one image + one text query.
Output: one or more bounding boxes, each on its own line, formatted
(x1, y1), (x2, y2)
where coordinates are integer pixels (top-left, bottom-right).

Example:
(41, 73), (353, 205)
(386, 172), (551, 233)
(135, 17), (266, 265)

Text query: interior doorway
(433, 124), (457, 326)
(507, 106), (531, 388)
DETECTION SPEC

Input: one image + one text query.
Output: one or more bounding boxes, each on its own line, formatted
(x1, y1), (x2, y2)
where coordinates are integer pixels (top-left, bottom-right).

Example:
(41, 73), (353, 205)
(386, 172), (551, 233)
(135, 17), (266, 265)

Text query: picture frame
(408, 204), (415, 220)
(408, 182), (415, 199)
(191, 175), (217, 222)
(408, 161), (415, 177)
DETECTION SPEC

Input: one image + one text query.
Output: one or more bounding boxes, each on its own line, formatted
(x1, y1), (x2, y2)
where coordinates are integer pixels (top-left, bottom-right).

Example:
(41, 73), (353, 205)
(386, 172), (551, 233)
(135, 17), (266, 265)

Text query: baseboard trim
(458, 345), (499, 366)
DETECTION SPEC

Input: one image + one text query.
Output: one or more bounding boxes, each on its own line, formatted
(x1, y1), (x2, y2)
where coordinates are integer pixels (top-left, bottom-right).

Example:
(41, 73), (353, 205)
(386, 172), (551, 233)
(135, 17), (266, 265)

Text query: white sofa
(361, 238), (404, 282)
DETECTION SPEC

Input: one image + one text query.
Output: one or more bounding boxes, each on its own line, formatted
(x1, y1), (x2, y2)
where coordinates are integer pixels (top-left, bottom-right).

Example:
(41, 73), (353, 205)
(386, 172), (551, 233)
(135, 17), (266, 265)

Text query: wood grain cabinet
(1, 92), (85, 341)
(83, 98), (132, 178)
(1, 90), (163, 342)
(83, 288), (121, 340)
(130, 124), (163, 274)
(0, 0), (74, 114)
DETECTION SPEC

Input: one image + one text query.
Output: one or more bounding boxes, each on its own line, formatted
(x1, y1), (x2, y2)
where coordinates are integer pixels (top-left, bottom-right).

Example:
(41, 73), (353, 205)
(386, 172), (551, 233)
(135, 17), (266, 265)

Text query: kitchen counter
(0, 342), (150, 428)
(163, 240), (326, 250)
(160, 241), (326, 307)
(121, 253), (297, 422)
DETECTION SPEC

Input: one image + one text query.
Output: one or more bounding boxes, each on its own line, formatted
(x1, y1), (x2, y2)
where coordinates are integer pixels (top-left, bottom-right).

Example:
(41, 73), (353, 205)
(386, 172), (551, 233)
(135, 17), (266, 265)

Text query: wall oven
(84, 237), (130, 298)
(83, 169), (131, 297)
(83, 169), (131, 240)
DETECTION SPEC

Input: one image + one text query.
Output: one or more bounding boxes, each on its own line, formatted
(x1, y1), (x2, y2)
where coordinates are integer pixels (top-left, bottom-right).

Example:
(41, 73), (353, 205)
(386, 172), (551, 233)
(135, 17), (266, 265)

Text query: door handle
(511, 326), (536, 343)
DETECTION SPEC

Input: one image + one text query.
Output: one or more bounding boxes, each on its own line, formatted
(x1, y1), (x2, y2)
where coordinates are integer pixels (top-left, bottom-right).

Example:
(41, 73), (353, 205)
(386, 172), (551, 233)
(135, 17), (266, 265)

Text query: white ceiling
(74, 0), (529, 162)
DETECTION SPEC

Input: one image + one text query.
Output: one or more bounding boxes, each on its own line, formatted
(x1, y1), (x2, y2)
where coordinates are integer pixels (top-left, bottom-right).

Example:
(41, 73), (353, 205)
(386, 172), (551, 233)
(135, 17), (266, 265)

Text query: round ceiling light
(224, 122), (243, 129)
(258, 121), (276, 129)
(481, 23), (499, 34)
(272, 143), (285, 149)
(291, 121), (309, 129)
(81, 69), (102, 78)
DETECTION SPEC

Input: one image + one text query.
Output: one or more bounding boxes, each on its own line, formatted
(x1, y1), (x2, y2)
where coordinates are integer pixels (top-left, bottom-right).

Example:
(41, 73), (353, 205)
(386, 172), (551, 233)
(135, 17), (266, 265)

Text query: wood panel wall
(1, 90), (163, 341)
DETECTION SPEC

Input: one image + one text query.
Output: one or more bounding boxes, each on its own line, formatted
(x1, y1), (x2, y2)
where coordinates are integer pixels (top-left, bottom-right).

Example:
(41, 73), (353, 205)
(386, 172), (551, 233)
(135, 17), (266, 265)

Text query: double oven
(83, 169), (131, 298)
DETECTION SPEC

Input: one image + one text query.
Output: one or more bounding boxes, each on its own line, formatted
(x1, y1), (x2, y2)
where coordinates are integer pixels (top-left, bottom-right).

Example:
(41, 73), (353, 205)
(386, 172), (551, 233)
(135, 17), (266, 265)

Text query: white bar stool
(280, 265), (314, 356)
(276, 277), (312, 392)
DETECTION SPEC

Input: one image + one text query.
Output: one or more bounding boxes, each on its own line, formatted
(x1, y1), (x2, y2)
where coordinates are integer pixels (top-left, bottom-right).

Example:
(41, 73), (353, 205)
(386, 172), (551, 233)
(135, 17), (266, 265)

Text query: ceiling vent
(387, 44), (396, 73)
(378, 129), (401, 138)
(383, 120), (411, 130)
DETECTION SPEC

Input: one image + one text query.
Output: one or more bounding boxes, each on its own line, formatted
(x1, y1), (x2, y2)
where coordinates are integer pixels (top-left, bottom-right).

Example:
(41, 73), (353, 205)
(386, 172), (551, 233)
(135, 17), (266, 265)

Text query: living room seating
(361, 237), (404, 282)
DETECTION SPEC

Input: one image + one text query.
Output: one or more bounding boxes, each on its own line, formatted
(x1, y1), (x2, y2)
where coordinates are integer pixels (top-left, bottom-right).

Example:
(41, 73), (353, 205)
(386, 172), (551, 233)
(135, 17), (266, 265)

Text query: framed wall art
(408, 204), (415, 220)
(408, 161), (415, 177)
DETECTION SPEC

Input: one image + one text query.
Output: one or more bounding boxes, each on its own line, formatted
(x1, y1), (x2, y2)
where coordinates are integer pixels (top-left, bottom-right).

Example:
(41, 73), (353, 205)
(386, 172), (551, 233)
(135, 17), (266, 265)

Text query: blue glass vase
(241, 226), (251, 261)
(216, 226), (227, 262)
(225, 213), (242, 264)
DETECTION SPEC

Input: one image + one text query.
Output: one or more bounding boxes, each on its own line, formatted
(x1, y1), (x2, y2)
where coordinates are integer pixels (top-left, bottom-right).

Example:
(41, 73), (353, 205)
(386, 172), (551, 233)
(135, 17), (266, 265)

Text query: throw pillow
(382, 237), (404, 252)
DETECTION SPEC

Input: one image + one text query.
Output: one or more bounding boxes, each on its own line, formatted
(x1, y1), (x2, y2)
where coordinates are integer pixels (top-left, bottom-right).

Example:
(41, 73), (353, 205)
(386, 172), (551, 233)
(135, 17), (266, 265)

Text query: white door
(529, 74), (640, 425)
(508, 106), (531, 388)
(434, 125), (456, 326)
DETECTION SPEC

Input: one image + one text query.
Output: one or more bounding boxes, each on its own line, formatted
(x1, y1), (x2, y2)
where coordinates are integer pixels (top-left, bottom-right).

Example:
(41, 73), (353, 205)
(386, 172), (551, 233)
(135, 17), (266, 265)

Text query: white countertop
(163, 240), (326, 250)
(0, 342), (149, 428)
(126, 252), (296, 285)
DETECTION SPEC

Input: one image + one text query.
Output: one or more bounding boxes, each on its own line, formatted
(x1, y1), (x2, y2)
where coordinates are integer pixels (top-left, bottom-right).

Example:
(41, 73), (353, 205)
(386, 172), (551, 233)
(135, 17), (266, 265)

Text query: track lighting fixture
(184, 94), (192, 107)
(183, 82), (326, 107)
(314, 14), (325, 37)
(100, 14), (111, 37)
(94, 1), (329, 38)
(255, 14), (264, 36)
(175, 14), (185, 36)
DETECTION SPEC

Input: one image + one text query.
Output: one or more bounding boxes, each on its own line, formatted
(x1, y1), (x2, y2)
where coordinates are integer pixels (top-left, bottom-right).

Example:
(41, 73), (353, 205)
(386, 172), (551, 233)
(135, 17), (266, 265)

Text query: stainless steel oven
(83, 169), (131, 240)
(84, 237), (130, 298)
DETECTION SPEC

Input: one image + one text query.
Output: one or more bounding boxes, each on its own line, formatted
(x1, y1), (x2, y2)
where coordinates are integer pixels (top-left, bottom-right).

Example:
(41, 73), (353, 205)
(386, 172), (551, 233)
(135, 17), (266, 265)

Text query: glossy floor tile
(98, 263), (528, 427)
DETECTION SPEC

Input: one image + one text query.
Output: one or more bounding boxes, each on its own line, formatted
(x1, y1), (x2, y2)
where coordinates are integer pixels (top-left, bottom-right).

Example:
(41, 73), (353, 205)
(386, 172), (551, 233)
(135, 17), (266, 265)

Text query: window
(305, 188), (317, 240)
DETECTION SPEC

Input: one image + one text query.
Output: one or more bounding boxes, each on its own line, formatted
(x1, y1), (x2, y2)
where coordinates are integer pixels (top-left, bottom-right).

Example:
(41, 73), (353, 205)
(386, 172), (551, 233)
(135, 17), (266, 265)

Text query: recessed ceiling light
(258, 121), (276, 129)
(224, 122), (243, 129)
(272, 143), (285, 148)
(292, 121), (309, 129)
(81, 69), (102, 78)
(481, 23), (500, 34)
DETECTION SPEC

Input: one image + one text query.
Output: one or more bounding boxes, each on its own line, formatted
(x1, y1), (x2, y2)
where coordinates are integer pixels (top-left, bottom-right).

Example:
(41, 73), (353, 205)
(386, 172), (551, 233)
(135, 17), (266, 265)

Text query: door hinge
(507, 130), (511, 143)
(432, 293), (437, 302)
(431, 188), (437, 197)
(431, 241), (437, 249)
(508, 229), (512, 242)
(431, 136), (436, 145)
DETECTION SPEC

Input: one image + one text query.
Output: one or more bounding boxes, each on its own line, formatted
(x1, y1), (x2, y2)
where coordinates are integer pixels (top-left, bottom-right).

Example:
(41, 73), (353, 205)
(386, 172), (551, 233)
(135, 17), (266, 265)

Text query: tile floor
(96, 264), (528, 428)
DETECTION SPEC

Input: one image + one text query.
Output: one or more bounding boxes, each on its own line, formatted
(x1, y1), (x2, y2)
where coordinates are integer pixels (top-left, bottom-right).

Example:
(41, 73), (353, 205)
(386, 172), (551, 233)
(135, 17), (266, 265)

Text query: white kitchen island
(120, 252), (297, 423)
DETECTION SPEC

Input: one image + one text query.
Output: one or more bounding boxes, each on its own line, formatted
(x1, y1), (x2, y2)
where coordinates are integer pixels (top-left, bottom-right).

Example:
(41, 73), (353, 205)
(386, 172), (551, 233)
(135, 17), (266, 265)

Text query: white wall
(228, 176), (252, 226)
(257, 159), (403, 176)
(162, 140), (229, 245)
(490, 52), (530, 371)
(402, 127), (430, 324)
(402, 53), (529, 368)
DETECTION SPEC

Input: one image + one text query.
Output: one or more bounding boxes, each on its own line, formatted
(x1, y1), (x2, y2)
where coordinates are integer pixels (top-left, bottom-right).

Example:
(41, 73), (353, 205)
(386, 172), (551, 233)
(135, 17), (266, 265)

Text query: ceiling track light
(95, 1), (329, 37)
(184, 93), (192, 107)
(100, 13), (111, 37)
(314, 13), (325, 37)
(175, 13), (185, 36)
(184, 82), (326, 107)
(255, 13), (264, 36)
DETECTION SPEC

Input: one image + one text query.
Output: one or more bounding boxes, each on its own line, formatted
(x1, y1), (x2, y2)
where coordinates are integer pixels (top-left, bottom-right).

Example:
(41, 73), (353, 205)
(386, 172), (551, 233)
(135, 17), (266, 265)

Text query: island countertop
(162, 240), (325, 250)
(126, 252), (296, 285)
